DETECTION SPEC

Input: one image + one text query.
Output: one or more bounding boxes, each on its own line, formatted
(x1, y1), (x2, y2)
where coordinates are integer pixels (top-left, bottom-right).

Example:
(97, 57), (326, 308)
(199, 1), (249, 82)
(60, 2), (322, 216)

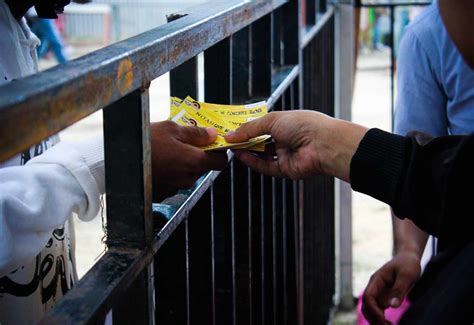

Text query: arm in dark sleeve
(350, 128), (474, 241)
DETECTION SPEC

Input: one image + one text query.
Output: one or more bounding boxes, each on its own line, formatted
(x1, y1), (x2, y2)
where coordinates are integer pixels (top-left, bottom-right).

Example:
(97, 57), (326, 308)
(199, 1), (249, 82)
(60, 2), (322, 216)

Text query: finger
(362, 293), (387, 325)
(362, 274), (391, 324)
(225, 112), (278, 143)
(388, 272), (415, 308)
(233, 150), (282, 177)
(197, 151), (229, 171)
(179, 126), (218, 147)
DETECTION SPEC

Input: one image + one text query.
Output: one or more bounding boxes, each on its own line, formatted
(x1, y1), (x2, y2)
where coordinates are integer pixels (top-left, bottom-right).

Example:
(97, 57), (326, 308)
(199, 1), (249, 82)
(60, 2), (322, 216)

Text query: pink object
(357, 291), (411, 325)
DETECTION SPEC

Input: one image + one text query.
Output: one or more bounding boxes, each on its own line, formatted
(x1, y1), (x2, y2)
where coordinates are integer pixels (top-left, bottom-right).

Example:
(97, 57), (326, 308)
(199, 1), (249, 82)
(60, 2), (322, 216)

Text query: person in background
(0, 0), (227, 323)
(26, 7), (69, 64)
(360, 0), (474, 323)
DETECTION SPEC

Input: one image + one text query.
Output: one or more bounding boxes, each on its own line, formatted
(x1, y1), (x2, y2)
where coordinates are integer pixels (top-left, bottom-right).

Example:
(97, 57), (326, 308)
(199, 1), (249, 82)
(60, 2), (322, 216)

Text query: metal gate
(0, 0), (337, 323)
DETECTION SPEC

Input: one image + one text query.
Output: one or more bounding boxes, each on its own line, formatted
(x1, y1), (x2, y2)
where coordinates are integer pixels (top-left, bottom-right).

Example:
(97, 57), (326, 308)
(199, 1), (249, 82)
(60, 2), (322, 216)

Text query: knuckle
(160, 120), (176, 130)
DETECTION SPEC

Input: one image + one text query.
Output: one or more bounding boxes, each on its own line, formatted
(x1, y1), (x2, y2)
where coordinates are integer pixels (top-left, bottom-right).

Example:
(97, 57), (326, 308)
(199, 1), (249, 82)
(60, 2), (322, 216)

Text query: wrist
(317, 118), (368, 182)
(394, 244), (424, 260)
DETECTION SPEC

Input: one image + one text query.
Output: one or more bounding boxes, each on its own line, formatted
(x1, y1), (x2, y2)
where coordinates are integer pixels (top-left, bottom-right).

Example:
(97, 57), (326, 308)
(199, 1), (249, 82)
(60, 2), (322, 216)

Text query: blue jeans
(32, 19), (68, 64)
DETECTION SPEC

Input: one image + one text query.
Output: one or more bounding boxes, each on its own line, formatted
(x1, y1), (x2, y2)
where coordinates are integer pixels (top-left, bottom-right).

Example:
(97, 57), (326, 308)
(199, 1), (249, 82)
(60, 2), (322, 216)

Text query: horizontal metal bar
(0, 0), (289, 163)
(40, 248), (153, 324)
(357, 1), (430, 7)
(153, 164), (226, 253)
(301, 7), (335, 49)
(267, 65), (299, 109)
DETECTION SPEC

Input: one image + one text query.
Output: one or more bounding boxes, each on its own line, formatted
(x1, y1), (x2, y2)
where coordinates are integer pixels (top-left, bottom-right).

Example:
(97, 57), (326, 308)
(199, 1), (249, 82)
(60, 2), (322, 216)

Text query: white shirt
(0, 1), (105, 323)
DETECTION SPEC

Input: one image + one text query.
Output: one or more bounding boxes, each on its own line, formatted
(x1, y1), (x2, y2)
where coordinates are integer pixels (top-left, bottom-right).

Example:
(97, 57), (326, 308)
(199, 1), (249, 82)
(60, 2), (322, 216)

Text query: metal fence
(0, 0), (337, 323)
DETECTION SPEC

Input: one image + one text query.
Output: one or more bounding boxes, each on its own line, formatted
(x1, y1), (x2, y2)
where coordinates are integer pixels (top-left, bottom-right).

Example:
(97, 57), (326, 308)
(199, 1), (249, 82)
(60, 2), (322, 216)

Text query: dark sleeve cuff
(350, 128), (407, 208)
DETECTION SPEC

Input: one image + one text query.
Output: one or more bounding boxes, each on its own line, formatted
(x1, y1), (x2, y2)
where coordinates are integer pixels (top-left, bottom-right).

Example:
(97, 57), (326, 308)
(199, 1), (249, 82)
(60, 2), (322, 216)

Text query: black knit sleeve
(350, 128), (474, 242)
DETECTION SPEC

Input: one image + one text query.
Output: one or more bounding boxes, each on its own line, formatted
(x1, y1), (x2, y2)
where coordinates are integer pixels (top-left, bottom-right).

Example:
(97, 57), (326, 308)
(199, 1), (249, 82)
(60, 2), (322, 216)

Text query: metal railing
(0, 0), (336, 323)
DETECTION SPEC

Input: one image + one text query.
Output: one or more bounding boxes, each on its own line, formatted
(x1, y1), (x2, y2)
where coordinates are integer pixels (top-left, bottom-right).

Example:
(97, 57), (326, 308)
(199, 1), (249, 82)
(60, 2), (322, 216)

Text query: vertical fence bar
(262, 173), (274, 325)
(103, 87), (154, 324)
(155, 224), (187, 325)
(232, 27), (251, 104)
(335, 2), (355, 309)
(250, 169), (263, 325)
(389, 5), (395, 131)
(253, 12), (275, 325)
(168, 15), (199, 100)
(305, 0), (316, 26)
(231, 26), (253, 325)
(283, 1), (300, 66)
(301, 15), (336, 324)
(289, 80), (299, 325)
(204, 36), (233, 325)
(188, 191), (214, 323)
(271, 9), (283, 70)
(250, 15), (272, 99)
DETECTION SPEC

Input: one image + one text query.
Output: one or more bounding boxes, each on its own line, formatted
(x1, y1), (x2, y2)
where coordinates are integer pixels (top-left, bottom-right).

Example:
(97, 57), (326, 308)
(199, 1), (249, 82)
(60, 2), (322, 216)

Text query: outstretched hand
(225, 111), (368, 182)
(151, 121), (228, 201)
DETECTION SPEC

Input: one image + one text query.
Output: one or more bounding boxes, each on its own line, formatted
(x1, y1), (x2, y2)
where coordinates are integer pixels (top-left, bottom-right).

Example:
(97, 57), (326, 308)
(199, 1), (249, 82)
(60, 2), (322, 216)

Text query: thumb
(225, 112), (277, 143)
(179, 126), (218, 147)
(388, 274), (413, 308)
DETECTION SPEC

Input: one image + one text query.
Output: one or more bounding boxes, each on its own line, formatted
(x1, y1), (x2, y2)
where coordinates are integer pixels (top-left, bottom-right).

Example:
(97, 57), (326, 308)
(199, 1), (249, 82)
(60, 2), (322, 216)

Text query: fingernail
(206, 127), (218, 137)
(389, 297), (400, 307)
(225, 131), (236, 138)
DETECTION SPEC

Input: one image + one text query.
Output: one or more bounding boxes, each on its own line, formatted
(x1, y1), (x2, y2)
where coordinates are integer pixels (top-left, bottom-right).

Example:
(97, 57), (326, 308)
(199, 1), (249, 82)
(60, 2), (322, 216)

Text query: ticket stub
(184, 96), (267, 127)
(170, 96), (270, 151)
(169, 97), (183, 119)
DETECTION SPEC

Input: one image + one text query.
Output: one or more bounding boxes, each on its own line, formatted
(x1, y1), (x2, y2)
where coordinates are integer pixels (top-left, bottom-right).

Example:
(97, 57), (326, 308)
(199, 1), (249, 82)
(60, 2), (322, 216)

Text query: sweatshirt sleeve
(0, 135), (104, 276)
(350, 128), (474, 242)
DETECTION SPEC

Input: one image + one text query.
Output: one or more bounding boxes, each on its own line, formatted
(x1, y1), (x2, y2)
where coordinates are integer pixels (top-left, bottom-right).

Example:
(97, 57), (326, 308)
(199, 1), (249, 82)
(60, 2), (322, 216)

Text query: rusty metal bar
(0, 0), (290, 163)
(102, 87), (154, 323)
(104, 88), (153, 249)
(40, 248), (151, 324)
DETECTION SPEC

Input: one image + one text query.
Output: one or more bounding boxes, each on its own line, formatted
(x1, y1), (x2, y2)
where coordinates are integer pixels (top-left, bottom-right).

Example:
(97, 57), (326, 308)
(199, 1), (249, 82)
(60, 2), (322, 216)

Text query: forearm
(0, 137), (104, 275)
(0, 164), (87, 276)
(392, 210), (429, 258)
(318, 117), (369, 182)
(351, 129), (474, 241)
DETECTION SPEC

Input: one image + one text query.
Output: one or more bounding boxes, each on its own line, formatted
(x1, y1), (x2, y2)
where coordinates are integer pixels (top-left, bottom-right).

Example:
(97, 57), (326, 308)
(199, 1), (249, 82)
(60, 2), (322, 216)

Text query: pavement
(41, 46), (395, 319)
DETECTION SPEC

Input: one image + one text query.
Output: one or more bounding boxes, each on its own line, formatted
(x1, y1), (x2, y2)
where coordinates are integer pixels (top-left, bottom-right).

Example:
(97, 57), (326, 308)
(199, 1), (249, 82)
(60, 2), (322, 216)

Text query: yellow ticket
(169, 97), (183, 119)
(170, 96), (269, 151)
(184, 97), (267, 124)
(179, 98), (234, 135)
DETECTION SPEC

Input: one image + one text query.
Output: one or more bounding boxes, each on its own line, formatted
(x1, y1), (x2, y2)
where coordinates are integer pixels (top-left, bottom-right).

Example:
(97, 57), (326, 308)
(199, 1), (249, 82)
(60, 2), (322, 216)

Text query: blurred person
(27, 8), (68, 64)
(0, 0), (227, 323)
(359, 0), (474, 323)
(225, 106), (474, 324)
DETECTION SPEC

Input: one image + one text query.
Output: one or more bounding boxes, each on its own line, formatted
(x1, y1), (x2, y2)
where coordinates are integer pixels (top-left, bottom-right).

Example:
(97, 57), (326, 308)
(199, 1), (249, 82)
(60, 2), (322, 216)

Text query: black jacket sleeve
(350, 128), (474, 242)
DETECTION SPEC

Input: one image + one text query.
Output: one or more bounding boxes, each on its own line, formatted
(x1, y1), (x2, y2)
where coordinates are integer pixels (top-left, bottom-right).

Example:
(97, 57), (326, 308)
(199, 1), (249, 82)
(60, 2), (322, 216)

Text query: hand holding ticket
(168, 96), (271, 151)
